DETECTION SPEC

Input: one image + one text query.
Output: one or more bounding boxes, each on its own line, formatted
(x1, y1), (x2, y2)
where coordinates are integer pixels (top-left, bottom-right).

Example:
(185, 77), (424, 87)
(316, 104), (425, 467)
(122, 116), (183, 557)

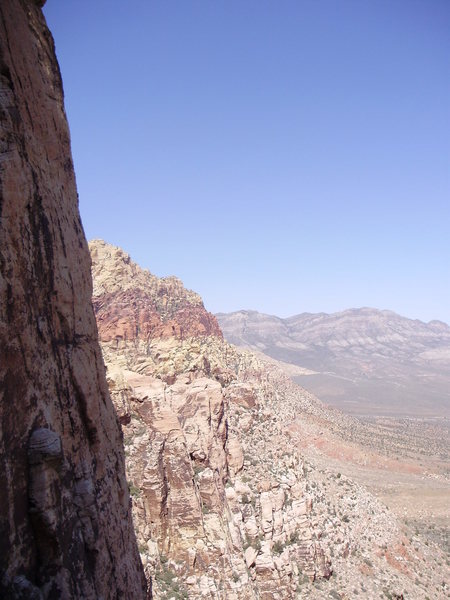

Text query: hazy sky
(44, 1), (450, 323)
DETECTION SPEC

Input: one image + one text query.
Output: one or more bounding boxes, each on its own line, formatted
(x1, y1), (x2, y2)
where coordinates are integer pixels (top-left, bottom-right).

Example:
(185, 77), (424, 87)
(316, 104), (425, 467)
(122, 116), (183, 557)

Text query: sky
(43, 1), (450, 323)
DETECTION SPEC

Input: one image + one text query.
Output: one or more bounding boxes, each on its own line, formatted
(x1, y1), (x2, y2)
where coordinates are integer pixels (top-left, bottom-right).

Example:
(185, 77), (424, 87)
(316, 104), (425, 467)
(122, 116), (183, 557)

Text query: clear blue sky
(44, 1), (450, 323)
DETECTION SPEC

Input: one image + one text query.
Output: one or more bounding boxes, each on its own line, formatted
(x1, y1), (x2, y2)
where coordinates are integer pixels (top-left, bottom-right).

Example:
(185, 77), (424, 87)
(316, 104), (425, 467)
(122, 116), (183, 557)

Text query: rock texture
(0, 3), (146, 598)
(91, 239), (222, 343)
(217, 308), (450, 417)
(91, 242), (333, 599)
(91, 241), (449, 599)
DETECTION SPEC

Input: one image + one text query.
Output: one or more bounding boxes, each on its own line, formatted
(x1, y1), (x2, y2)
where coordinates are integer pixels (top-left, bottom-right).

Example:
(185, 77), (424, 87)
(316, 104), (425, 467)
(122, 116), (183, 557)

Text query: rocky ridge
(217, 309), (450, 418)
(91, 239), (222, 343)
(91, 240), (449, 599)
(0, 4), (145, 598)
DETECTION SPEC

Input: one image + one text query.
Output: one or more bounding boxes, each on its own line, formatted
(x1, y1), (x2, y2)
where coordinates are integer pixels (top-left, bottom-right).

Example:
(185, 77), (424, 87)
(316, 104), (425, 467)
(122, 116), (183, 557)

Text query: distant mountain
(216, 308), (450, 418)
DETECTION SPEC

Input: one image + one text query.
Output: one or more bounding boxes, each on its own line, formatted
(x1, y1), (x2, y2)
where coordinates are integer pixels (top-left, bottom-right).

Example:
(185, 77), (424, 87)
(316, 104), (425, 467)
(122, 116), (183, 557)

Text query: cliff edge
(0, 1), (146, 597)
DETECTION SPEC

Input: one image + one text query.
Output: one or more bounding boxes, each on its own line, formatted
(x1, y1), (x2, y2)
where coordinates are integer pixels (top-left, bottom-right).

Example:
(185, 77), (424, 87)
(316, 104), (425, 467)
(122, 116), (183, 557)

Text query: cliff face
(0, 2), (146, 598)
(91, 239), (222, 344)
(91, 241), (333, 599)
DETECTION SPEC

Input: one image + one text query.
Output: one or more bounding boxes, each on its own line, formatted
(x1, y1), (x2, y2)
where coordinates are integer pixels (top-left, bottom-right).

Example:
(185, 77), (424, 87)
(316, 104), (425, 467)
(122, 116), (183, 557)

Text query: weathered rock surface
(0, 3), (146, 598)
(89, 244), (332, 597)
(90, 239), (222, 343)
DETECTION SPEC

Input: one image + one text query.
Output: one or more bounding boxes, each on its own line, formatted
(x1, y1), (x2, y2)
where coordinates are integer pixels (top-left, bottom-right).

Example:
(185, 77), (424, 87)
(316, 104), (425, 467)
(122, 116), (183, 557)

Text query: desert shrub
(289, 531), (299, 544)
(128, 483), (141, 498)
(155, 564), (188, 600)
(272, 540), (284, 555)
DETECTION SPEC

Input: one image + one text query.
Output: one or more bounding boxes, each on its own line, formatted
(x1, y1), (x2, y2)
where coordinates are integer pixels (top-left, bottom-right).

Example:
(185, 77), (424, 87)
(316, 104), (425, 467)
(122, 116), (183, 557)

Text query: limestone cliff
(217, 308), (450, 418)
(0, 2), (146, 597)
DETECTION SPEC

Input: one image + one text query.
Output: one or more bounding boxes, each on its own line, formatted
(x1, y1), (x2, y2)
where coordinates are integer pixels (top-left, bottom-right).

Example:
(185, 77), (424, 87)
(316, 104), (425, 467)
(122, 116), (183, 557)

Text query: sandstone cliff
(91, 241), (449, 599)
(91, 241), (332, 599)
(91, 239), (222, 344)
(0, 2), (146, 598)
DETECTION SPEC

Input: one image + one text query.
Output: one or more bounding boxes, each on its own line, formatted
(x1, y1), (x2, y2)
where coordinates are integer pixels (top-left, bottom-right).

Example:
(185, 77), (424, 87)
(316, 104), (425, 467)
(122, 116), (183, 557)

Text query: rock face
(217, 308), (450, 417)
(0, 3), (146, 598)
(91, 242), (333, 599)
(91, 239), (222, 343)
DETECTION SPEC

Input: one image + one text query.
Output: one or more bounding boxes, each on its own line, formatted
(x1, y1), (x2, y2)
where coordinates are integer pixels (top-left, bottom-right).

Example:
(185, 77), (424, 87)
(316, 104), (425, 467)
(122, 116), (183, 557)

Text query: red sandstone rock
(89, 239), (222, 343)
(94, 246), (333, 598)
(0, 2), (146, 597)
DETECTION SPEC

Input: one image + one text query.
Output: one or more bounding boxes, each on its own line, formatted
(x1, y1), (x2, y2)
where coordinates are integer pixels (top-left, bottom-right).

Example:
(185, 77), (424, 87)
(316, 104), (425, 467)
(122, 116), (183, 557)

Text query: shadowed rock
(0, 1), (146, 597)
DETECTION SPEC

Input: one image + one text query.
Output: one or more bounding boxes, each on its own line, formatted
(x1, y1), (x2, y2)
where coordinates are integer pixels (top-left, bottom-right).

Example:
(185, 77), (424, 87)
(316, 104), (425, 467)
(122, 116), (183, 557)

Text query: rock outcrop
(0, 2), (146, 598)
(90, 242), (335, 598)
(91, 239), (222, 343)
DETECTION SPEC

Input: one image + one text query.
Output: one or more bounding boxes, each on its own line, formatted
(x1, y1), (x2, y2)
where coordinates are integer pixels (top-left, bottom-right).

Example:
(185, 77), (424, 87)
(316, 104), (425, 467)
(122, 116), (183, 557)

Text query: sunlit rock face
(0, 2), (146, 597)
(92, 241), (449, 599)
(90, 239), (223, 344)
(91, 242), (333, 599)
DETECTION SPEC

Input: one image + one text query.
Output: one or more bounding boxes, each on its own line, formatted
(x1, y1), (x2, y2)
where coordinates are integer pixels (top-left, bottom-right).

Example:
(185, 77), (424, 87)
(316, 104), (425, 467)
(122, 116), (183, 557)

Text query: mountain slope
(91, 239), (222, 343)
(217, 308), (450, 417)
(90, 241), (449, 599)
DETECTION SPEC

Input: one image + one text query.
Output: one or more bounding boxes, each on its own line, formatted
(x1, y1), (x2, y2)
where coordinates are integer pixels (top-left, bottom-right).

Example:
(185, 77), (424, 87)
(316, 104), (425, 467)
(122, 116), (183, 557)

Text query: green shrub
(273, 540), (284, 555)
(289, 531), (299, 544)
(128, 483), (141, 498)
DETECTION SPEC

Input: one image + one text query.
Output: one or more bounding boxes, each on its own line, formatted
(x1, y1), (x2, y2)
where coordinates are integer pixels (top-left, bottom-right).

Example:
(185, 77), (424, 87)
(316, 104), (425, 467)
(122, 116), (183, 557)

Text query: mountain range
(217, 308), (450, 418)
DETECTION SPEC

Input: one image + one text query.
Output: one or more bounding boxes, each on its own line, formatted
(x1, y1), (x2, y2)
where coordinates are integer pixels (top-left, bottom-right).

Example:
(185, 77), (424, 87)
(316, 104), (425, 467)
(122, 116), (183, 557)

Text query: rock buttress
(0, 1), (147, 597)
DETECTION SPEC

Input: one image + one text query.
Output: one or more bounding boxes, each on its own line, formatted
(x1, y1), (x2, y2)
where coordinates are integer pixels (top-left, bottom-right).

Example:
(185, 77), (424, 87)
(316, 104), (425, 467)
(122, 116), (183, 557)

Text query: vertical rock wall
(0, 1), (147, 597)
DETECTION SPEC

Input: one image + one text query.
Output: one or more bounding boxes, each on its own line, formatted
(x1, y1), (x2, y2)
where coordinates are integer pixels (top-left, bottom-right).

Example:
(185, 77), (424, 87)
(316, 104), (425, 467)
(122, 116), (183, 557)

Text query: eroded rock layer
(90, 242), (334, 598)
(91, 239), (222, 343)
(0, 2), (146, 598)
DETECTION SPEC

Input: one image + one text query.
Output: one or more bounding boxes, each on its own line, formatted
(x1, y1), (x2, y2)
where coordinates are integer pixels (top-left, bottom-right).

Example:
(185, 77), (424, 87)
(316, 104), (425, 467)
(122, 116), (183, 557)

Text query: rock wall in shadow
(0, 1), (147, 597)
